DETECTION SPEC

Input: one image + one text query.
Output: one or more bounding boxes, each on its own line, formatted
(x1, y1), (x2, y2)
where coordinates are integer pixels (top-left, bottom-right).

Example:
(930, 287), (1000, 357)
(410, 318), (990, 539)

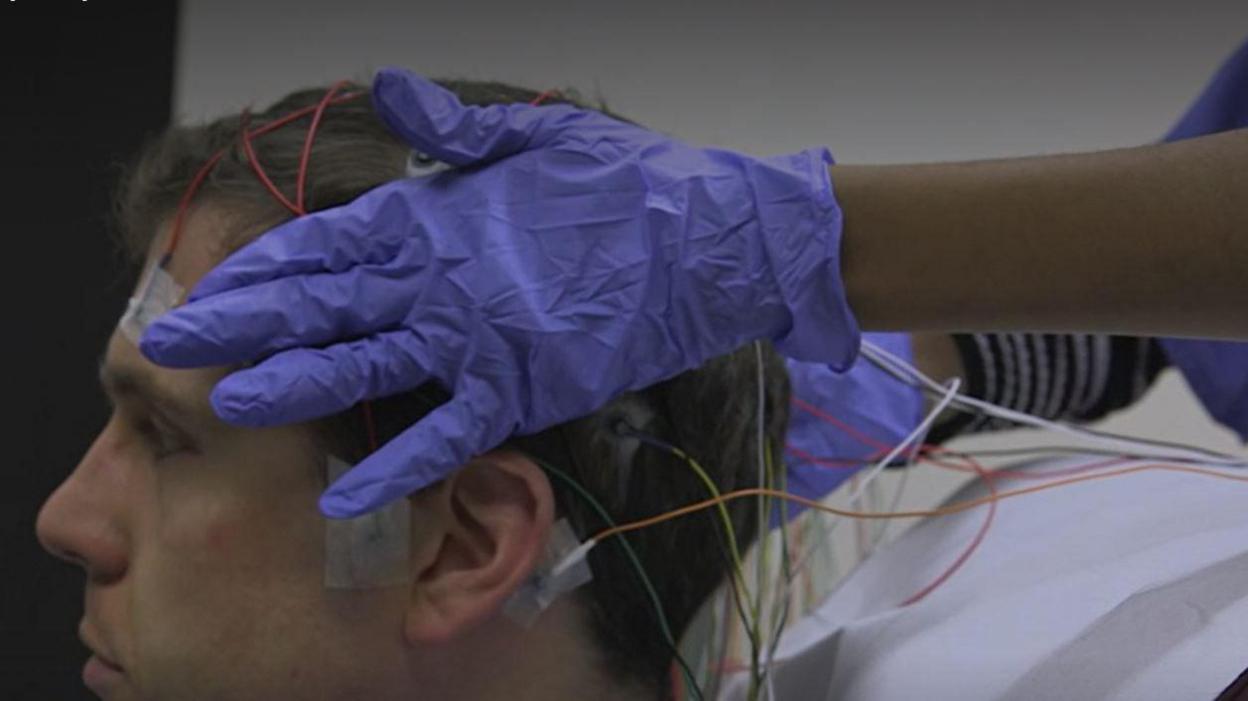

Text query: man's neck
(411, 600), (652, 701)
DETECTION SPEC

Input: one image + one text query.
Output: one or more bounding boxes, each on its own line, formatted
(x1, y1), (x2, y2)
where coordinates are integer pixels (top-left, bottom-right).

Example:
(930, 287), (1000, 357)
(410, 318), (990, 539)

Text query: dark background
(2, 4), (178, 698)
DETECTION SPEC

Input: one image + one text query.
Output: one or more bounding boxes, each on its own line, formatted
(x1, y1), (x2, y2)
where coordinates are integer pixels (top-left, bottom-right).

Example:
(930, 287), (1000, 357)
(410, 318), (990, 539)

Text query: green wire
(533, 456), (706, 701)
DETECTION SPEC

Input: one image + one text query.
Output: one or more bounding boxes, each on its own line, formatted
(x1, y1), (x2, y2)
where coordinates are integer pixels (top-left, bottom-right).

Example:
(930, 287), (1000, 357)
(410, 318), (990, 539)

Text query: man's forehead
(109, 209), (259, 423)
(144, 209), (237, 295)
(99, 334), (222, 422)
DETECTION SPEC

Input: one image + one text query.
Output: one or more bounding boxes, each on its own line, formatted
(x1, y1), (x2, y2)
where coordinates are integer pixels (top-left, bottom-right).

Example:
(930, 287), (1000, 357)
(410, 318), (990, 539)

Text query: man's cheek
(154, 492), (249, 557)
(149, 480), (328, 595)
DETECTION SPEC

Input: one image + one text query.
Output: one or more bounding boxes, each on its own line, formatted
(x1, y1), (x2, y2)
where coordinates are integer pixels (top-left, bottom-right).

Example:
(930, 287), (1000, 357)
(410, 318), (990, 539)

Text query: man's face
(36, 213), (412, 701)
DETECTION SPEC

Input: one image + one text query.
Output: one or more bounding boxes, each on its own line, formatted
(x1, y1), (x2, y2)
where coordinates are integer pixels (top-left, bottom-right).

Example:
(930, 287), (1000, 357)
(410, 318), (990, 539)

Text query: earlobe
(403, 450), (555, 644)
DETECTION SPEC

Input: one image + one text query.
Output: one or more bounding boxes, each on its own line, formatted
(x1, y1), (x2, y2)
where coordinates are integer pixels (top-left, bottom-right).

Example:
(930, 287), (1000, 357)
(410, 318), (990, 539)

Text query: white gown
(720, 456), (1248, 700)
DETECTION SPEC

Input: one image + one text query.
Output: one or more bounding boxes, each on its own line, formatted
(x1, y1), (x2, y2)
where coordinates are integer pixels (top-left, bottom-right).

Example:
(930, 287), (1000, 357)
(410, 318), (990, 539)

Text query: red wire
(167, 85), (554, 457)
(788, 394), (1001, 606)
(783, 444), (871, 469)
(898, 452), (998, 606)
(164, 91), (365, 256)
(530, 89), (560, 106)
(789, 395), (1133, 606)
(248, 91), (365, 137)
(165, 150), (224, 256)
(240, 108), (302, 216)
(296, 80), (351, 213)
(791, 396), (892, 451)
(669, 660), (682, 701)
(165, 85), (382, 452)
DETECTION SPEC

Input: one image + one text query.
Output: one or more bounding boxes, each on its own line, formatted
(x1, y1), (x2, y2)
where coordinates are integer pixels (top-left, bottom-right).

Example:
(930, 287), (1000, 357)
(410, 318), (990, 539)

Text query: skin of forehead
(105, 209), (247, 421)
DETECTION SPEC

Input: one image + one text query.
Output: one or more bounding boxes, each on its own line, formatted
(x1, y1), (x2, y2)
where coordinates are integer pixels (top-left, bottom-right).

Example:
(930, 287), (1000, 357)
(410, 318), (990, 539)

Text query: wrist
(757, 148), (860, 368)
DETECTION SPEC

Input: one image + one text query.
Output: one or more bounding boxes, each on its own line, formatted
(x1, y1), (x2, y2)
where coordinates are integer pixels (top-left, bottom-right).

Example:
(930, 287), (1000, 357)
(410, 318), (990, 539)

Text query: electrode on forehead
(324, 455), (411, 589)
(118, 263), (184, 346)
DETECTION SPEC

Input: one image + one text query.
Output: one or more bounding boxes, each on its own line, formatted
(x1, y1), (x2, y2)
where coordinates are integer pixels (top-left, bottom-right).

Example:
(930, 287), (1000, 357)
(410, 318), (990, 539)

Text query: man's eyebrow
(97, 356), (205, 424)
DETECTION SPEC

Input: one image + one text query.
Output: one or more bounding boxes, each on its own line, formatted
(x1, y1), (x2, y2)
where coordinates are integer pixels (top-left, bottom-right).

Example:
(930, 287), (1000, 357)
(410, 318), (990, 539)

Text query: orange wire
(899, 452), (998, 605)
(589, 462), (1248, 543)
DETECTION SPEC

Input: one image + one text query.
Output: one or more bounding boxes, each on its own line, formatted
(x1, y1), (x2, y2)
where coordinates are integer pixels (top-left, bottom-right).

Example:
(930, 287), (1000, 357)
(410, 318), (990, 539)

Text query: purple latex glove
(139, 68), (860, 517)
(783, 332), (924, 512)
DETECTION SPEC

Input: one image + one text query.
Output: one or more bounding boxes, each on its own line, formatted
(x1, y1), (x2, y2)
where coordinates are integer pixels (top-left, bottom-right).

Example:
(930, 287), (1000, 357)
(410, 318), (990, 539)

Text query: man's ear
(404, 449), (555, 643)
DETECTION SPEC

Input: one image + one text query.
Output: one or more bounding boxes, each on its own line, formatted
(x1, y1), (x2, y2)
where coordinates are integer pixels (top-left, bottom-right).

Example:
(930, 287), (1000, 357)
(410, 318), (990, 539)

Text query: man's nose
(35, 429), (130, 583)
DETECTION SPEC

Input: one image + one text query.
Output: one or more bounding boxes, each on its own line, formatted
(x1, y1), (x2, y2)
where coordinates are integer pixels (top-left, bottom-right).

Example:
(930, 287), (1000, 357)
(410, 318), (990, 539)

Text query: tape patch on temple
(118, 264), (184, 345)
(324, 455), (412, 589)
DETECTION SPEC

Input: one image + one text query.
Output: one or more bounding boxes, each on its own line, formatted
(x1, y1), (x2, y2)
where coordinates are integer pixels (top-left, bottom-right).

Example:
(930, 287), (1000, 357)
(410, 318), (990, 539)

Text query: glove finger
(208, 330), (433, 427)
(372, 67), (610, 166)
(141, 266), (414, 368)
(188, 183), (416, 301)
(318, 389), (504, 518)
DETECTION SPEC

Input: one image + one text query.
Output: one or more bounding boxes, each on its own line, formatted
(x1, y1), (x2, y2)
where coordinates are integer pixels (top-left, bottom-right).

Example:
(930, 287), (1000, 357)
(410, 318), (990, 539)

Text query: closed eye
(127, 411), (196, 461)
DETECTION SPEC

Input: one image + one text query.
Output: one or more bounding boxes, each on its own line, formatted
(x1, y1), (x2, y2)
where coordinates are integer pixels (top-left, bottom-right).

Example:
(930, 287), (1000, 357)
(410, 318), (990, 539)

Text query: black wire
(541, 429), (707, 701)
(612, 419), (760, 687)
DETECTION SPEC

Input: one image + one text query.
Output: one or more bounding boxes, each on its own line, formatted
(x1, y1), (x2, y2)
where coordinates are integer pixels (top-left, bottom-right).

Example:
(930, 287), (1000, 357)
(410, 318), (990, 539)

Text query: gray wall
(178, 0), (1248, 515)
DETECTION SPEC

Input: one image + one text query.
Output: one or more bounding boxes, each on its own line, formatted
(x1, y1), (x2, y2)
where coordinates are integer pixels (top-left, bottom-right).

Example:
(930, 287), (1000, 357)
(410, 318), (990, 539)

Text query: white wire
(874, 450), (913, 549)
(859, 340), (1248, 468)
(843, 377), (962, 505)
(740, 339), (1244, 695)
(776, 374), (961, 609)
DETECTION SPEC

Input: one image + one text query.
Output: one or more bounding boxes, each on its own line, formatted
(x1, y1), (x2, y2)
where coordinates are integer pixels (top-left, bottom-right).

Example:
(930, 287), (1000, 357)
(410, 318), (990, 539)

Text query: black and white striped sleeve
(926, 334), (1169, 443)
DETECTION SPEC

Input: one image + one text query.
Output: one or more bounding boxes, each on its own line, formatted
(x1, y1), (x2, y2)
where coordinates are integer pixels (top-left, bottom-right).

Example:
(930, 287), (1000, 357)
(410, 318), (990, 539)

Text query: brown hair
(115, 80), (790, 700)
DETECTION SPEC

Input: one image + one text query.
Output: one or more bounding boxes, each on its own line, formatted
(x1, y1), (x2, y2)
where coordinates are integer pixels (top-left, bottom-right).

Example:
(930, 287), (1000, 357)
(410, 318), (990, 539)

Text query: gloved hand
(140, 68), (861, 517)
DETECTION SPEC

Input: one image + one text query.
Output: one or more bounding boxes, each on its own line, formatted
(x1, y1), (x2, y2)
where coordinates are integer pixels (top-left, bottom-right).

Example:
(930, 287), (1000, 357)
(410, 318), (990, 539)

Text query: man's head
(36, 80), (790, 701)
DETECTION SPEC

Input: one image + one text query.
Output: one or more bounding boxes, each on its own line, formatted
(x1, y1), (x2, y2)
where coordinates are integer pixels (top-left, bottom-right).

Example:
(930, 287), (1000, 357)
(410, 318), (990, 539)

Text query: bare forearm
(835, 128), (1248, 339)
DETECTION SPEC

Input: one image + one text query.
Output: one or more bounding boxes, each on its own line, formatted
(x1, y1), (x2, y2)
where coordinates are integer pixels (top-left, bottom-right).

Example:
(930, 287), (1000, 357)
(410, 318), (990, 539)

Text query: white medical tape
(502, 519), (594, 627)
(118, 263), (184, 345)
(324, 455), (412, 589)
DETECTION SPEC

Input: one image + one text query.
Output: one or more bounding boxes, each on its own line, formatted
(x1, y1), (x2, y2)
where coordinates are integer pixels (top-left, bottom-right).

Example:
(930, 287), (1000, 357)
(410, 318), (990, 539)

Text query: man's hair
(115, 80), (790, 700)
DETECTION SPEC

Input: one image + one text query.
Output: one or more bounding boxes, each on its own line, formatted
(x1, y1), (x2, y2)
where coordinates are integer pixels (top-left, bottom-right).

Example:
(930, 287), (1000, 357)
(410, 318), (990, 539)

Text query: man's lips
(79, 621), (125, 672)
(80, 621), (127, 696)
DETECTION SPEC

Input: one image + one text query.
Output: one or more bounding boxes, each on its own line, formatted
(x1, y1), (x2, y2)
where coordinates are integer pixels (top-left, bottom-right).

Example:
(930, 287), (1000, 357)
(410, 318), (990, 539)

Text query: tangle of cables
(553, 340), (1248, 701)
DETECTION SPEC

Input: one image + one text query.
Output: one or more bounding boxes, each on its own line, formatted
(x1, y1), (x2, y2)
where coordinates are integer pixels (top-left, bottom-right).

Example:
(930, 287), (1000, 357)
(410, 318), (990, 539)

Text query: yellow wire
(666, 442), (758, 677)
